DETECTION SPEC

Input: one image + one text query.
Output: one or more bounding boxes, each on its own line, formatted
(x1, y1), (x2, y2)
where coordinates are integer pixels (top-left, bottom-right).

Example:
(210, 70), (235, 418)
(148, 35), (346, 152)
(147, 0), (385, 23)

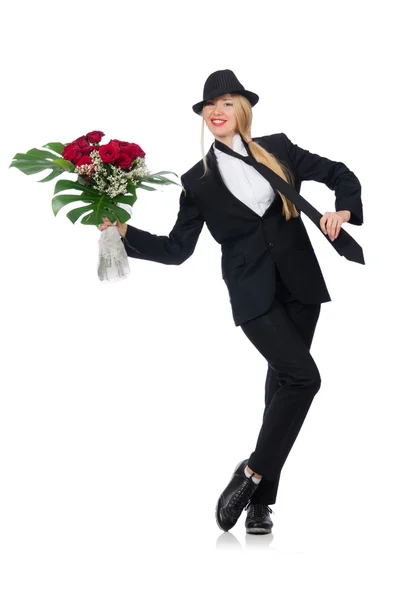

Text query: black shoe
(215, 459), (260, 532)
(244, 500), (274, 534)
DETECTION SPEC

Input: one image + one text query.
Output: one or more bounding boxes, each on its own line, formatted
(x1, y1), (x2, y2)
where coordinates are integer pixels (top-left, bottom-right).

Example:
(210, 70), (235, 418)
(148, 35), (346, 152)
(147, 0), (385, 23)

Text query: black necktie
(214, 139), (365, 265)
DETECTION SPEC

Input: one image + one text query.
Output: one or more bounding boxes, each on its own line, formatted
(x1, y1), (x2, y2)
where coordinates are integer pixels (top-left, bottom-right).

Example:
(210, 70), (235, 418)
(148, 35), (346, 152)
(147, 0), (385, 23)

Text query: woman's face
(202, 94), (237, 138)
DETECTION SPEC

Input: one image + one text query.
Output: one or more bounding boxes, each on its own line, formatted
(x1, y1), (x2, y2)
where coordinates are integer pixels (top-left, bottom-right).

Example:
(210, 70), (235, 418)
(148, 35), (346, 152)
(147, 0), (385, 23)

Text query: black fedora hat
(192, 69), (259, 115)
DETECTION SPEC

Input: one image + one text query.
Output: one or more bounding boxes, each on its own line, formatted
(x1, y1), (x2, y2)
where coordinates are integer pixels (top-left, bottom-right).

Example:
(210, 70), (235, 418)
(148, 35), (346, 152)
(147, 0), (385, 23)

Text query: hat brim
(192, 90), (259, 115)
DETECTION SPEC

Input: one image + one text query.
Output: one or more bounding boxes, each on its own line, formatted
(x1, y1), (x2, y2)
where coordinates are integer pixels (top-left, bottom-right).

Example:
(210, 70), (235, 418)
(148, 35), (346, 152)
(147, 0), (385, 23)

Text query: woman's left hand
(319, 210), (351, 241)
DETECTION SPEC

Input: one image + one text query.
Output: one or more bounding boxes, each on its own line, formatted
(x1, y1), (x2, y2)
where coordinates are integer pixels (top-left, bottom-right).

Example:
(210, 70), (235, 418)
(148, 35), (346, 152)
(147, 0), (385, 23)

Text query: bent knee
(305, 364), (321, 393)
(309, 370), (321, 393)
(286, 363), (321, 393)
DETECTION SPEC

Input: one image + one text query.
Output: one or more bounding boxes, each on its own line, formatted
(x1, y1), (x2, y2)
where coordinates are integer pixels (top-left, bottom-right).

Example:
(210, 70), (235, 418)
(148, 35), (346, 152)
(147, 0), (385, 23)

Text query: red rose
(86, 130), (105, 144)
(114, 152), (133, 169)
(74, 136), (91, 152)
(83, 145), (100, 156)
(118, 141), (133, 155)
(76, 155), (93, 167)
(62, 142), (84, 164)
(118, 141), (146, 160)
(99, 142), (121, 163)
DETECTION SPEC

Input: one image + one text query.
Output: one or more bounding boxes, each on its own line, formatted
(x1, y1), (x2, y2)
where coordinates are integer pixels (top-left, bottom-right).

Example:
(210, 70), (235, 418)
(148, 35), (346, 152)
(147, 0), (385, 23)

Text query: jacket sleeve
(281, 132), (363, 225)
(120, 175), (205, 265)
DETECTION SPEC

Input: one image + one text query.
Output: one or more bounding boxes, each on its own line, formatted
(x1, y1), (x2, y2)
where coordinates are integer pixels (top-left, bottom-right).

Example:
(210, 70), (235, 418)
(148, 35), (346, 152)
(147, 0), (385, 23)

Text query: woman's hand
(320, 210), (351, 241)
(98, 216), (128, 238)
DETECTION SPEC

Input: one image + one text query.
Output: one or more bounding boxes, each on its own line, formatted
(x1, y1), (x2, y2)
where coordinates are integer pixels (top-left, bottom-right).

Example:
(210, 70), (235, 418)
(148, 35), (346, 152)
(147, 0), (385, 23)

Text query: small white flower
(84, 150), (152, 197)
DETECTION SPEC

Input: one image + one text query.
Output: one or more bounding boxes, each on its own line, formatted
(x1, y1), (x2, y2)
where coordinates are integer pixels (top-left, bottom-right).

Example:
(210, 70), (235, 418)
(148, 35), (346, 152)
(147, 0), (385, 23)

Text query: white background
(1, 0), (396, 597)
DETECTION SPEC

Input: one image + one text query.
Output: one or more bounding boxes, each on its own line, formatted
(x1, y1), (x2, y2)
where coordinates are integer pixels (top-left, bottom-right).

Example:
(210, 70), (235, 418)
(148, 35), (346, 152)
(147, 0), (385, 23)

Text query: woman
(99, 69), (363, 535)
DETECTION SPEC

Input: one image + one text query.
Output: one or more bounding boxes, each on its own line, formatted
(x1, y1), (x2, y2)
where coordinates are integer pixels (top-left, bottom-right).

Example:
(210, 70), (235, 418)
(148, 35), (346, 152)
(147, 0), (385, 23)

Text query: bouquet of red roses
(9, 130), (180, 282)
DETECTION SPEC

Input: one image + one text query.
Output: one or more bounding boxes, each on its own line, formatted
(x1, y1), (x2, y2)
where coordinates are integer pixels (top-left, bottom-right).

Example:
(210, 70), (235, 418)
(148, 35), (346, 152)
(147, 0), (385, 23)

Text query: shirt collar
(213, 132), (248, 157)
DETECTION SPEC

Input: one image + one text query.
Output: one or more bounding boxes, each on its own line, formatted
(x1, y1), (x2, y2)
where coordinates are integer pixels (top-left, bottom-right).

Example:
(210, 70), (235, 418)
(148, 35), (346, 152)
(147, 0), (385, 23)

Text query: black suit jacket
(121, 132), (363, 326)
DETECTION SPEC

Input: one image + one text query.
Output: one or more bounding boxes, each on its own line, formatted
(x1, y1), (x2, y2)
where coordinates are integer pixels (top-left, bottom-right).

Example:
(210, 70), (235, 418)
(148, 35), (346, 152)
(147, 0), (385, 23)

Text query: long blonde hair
(200, 94), (299, 220)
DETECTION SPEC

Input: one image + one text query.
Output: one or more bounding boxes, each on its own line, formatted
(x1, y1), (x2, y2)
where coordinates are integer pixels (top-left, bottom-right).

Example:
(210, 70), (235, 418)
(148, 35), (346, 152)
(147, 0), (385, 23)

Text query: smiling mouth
(211, 119), (227, 126)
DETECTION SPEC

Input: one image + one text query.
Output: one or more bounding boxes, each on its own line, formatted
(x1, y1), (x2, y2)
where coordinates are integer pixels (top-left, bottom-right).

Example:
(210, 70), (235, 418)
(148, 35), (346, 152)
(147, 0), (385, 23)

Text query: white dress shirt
(213, 133), (276, 216)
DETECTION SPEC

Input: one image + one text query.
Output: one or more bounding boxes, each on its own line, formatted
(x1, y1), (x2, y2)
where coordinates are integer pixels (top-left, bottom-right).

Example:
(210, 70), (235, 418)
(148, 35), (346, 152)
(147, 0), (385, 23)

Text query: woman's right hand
(98, 216), (127, 237)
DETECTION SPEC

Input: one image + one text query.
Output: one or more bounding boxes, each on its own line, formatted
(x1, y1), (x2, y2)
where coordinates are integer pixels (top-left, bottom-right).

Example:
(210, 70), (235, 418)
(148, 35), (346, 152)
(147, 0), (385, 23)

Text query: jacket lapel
(205, 140), (279, 219)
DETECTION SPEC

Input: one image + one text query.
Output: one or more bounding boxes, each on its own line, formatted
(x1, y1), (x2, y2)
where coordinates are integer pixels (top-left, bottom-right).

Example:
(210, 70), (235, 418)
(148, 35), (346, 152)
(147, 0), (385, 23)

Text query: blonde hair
(200, 93), (299, 220)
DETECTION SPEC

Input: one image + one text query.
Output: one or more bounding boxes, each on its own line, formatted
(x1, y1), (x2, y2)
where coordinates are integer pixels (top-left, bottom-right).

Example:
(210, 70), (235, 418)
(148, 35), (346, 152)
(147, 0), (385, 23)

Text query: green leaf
(147, 170), (180, 179)
(9, 145), (70, 183)
(25, 148), (61, 160)
(116, 195), (136, 207)
(11, 155), (57, 166)
(150, 170), (180, 177)
(141, 176), (170, 184)
(10, 160), (55, 175)
(136, 183), (158, 192)
(126, 181), (137, 199)
(80, 203), (131, 226)
(80, 210), (113, 226)
(52, 187), (133, 226)
(66, 204), (93, 224)
(38, 168), (64, 183)
(53, 158), (75, 172)
(139, 171), (181, 187)
(53, 179), (100, 196)
(103, 204), (132, 222)
(52, 194), (92, 216)
(43, 142), (65, 156)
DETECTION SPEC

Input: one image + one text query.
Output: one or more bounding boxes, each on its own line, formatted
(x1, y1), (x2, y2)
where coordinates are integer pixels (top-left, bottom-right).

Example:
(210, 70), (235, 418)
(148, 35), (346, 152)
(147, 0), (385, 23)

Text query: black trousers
(240, 265), (321, 505)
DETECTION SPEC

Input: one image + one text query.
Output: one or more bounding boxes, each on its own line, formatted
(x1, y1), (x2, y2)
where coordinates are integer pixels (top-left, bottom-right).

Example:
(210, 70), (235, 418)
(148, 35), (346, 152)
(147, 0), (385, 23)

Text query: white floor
(1, 367), (396, 599)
